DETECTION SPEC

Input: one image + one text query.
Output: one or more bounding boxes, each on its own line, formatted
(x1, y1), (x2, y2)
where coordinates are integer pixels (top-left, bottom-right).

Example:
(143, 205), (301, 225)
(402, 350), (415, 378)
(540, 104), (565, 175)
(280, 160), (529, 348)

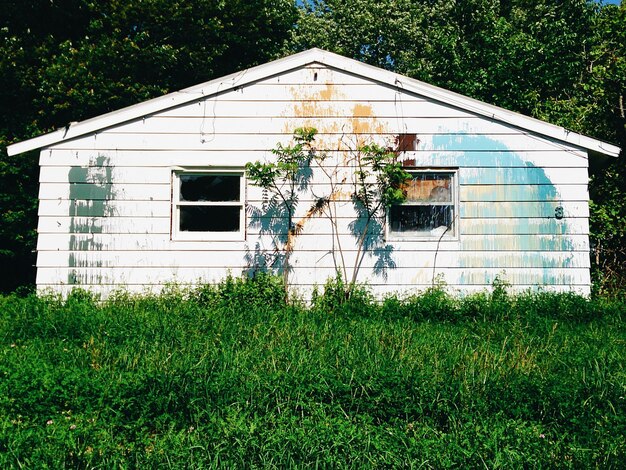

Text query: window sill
(387, 226), (458, 242)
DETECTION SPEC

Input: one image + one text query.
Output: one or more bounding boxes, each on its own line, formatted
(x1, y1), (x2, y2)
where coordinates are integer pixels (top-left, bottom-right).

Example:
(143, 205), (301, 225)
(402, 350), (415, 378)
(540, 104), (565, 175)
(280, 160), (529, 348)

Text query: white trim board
(7, 48), (621, 158)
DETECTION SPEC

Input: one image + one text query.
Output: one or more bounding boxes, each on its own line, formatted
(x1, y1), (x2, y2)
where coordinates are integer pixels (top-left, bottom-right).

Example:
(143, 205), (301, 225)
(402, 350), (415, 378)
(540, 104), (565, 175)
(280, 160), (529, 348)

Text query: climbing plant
(245, 127), (318, 298)
(246, 128), (410, 301)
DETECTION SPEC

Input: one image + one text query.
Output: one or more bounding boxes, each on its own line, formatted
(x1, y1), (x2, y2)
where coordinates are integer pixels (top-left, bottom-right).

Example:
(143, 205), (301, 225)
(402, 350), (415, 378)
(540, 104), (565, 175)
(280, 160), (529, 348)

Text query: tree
(586, 3), (626, 295)
(246, 128), (318, 298)
(291, 0), (599, 116)
(246, 129), (410, 301)
(2, 0), (624, 293)
(0, 0), (297, 292)
(291, 0), (626, 293)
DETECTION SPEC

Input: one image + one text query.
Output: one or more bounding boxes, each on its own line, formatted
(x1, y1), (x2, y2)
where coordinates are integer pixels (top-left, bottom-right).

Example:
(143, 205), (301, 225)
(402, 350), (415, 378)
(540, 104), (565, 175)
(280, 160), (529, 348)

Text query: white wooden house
(7, 49), (621, 297)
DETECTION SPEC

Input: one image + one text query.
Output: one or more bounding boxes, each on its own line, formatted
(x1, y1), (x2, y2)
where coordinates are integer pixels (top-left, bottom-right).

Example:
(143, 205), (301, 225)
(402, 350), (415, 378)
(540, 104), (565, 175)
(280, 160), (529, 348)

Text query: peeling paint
(457, 252), (575, 269)
(284, 77), (391, 151)
(428, 133), (578, 287)
(67, 155), (116, 284)
(318, 83), (335, 101)
(54, 65), (587, 294)
(457, 269), (581, 286)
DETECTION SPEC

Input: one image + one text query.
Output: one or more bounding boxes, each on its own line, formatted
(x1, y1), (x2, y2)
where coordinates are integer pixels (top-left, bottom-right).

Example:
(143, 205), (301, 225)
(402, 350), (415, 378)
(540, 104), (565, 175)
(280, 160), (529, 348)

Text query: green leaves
(0, 286), (624, 466)
(1, 0), (625, 293)
(245, 161), (280, 190)
(355, 143), (411, 209)
(245, 128), (321, 298)
(247, 128), (319, 190)
(0, 0), (298, 292)
(247, 131), (410, 298)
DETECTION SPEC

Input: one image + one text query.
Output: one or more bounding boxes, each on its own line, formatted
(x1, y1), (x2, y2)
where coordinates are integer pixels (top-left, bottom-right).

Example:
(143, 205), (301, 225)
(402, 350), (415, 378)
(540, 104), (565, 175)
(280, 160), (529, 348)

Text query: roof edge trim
(6, 48), (621, 158)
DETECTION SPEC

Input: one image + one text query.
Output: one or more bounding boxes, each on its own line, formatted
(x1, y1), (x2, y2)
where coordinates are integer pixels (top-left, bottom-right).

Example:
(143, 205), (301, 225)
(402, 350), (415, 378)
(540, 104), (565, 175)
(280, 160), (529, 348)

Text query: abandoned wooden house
(7, 48), (621, 297)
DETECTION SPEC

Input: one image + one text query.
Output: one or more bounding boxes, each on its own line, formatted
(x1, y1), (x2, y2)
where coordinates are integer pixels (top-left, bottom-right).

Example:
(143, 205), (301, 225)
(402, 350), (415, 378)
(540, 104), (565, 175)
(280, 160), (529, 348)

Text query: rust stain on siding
(351, 104), (373, 118)
(284, 75), (391, 149)
(318, 83), (335, 101)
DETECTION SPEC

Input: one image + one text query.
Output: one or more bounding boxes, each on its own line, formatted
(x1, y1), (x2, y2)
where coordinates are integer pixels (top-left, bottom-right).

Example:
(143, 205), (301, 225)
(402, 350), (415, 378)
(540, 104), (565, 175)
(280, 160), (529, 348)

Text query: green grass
(0, 275), (624, 468)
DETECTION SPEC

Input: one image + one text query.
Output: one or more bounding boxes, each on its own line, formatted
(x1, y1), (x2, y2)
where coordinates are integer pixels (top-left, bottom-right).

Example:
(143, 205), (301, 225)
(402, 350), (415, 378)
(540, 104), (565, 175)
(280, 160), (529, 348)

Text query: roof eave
(6, 48), (325, 157)
(6, 48), (621, 158)
(316, 52), (621, 157)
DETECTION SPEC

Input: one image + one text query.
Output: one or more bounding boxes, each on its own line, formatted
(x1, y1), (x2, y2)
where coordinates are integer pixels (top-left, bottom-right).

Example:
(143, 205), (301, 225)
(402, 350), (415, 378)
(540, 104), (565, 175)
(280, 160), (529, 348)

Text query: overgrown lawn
(1, 276), (624, 468)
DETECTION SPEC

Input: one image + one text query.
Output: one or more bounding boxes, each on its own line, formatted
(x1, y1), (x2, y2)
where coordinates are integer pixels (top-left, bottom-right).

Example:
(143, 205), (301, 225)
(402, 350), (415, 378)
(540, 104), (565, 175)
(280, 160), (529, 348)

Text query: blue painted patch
(432, 133), (575, 286)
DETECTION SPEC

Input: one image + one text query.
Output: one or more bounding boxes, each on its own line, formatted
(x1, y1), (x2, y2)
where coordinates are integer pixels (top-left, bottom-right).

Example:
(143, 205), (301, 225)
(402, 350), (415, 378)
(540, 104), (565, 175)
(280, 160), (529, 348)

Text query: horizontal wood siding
(36, 64), (591, 296)
(36, 266), (590, 287)
(36, 233), (590, 252)
(40, 150), (588, 168)
(36, 250), (590, 269)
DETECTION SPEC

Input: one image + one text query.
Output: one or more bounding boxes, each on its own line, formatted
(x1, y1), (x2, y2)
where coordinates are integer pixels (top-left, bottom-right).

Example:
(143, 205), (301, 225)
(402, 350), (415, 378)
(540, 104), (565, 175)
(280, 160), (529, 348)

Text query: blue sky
(295, 0), (622, 6)
(297, 1), (621, 5)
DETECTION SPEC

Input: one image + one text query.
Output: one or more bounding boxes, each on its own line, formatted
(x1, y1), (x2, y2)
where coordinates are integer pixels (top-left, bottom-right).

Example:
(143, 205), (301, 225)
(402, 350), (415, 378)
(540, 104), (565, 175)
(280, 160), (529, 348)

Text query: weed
(0, 277), (624, 467)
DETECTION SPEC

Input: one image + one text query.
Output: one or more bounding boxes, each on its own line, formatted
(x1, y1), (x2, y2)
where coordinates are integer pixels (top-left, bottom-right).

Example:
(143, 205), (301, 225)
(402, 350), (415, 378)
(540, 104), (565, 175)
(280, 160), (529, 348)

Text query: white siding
(36, 65), (591, 296)
(40, 149), (588, 168)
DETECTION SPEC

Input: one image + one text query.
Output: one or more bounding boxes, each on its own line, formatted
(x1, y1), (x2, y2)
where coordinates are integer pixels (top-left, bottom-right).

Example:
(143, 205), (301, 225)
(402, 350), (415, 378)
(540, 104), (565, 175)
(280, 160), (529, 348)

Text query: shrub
(311, 273), (375, 317)
(193, 272), (287, 312)
(402, 286), (459, 322)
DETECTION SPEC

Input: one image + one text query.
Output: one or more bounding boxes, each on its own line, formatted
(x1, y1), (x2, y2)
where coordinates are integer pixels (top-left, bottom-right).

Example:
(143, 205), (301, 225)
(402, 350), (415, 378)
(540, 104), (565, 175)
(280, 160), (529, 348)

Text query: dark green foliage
(311, 273), (374, 316)
(1, 0), (625, 294)
(1, 277), (624, 467)
(246, 128), (319, 298)
(590, 158), (626, 296)
(0, 0), (297, 292)
(193, 272), (288, 312)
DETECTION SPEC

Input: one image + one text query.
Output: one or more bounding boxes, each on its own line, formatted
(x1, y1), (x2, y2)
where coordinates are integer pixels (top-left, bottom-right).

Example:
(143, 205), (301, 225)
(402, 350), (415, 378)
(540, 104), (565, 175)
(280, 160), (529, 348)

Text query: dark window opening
(390, 205), (453, 232)
(389, 171), (456, 237)
(180, 174), (240, 202)
(180, 206), (241, 232)
(174, 171), (243, 238)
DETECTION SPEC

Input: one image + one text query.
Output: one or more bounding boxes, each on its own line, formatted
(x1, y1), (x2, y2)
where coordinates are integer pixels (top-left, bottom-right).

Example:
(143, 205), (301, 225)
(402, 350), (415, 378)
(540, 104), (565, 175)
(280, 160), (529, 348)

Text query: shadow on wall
(60, 136), (577, 289)
(244, 159), (314, 279)
(243, 150), (399, 284)
(244, 195), (291, 277)
(349, 199), (396, 281)
(246, 132), (576, 287)
(67, 155), (116, 285)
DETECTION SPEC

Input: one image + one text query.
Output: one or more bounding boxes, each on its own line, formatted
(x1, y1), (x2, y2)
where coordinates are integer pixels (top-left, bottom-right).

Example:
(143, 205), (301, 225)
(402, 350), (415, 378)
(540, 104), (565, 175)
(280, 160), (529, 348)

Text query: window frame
(171, 168), (246, 241)
(387, 168), (459, 241)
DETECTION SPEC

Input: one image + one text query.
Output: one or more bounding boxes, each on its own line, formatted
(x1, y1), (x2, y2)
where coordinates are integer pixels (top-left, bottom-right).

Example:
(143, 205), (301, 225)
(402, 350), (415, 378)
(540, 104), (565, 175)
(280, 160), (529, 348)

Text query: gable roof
(7, 48), (621, 158)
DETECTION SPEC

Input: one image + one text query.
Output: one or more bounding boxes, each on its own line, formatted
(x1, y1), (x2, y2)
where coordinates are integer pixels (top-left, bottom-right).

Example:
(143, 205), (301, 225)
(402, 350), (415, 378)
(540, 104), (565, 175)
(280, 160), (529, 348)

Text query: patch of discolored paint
(428, 133), (579, 287)
(67, 154), (116, 285)
(457, 252), (576, 269)
(284, 70), (391, 150)
(461, 218), (569, 235)
(457, 269), (581, 286)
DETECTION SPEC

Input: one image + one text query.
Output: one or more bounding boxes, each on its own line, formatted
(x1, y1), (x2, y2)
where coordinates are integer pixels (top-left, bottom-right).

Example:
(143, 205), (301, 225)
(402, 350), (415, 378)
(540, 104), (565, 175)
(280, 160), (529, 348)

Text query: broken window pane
(180, 174), (240, 202)
(179, 206), (241, 232)
(390, 171), (456, 236)
(402, 173), (452, 202)
(390, 205), (453, 232)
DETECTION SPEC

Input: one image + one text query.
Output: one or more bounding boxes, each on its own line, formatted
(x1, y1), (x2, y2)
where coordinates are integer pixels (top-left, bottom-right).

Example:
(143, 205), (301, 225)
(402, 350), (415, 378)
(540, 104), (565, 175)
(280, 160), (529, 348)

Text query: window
(388, 170), (457, 239)
(172, 170), (245, 240)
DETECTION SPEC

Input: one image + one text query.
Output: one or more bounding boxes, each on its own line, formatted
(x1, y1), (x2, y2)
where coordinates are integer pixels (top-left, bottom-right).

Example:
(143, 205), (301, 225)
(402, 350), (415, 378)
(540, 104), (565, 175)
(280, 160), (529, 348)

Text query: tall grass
(0, 275), (624, 468)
